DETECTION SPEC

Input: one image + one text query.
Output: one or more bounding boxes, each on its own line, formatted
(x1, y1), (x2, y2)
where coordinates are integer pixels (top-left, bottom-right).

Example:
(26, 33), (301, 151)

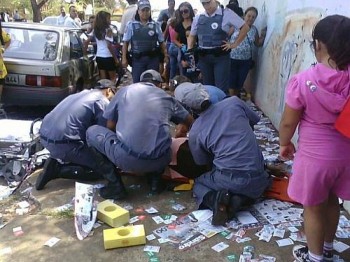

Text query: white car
(2, 22), (98, 106)
(41, 16), (58, 26)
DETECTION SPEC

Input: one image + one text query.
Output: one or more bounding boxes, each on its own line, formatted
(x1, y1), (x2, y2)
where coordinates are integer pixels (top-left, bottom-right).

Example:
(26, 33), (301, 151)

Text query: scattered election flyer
(74, 182), (97, 240)
(153, 209), (225, 251)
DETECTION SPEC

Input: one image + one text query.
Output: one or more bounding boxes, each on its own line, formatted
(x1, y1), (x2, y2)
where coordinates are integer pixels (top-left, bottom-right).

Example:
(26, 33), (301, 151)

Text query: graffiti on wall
(266, 10), (321, 115)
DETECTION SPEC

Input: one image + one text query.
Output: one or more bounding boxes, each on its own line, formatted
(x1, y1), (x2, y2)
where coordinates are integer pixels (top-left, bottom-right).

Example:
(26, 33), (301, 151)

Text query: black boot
(146, 170), (166, 195)
(227, 194), (255, 220)
(89, 147), (127, 200)
(203, 190), (231, 226)
(99, 173), (127, 200)
(35, 158), (61, 190)
(57, 165), (104, 181)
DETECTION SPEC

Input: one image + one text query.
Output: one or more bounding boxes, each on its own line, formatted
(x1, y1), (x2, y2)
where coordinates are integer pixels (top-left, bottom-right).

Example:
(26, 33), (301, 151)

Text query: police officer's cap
(174, 82), (210, 112)
(95, 79), (115, 89)
(138, 0), (151, 10)
(140, 70), (163, 83)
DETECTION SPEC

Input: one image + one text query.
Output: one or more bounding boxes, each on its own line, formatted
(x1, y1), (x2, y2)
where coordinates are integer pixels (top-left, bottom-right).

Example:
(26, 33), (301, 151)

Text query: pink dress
(286, 63), (350, 205)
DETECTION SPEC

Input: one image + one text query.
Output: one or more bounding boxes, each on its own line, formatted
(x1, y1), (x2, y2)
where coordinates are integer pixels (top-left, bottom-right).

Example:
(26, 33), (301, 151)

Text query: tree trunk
(30, 0), (51, 23)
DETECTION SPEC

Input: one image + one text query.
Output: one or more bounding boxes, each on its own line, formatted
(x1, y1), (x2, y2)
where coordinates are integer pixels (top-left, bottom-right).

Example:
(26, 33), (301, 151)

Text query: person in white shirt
(64, 5), (80, 28)
(120, 0), (138, 37)
(57, 7), (67, 26)
(13, 10), (20, 21)
(84, 11), (119, 82)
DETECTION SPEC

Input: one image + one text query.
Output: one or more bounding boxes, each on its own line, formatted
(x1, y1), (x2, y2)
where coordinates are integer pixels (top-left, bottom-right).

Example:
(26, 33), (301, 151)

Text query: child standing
(279, 15), (350, 262)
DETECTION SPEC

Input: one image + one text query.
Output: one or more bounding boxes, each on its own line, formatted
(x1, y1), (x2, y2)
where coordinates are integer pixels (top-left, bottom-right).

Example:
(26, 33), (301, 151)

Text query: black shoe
(227, 194), (254, 220)
(35, 158), (60, 190)
(99, 181), (127, 200)
(146, 172), (166, 195)
(211, 190), (231, 226)
(89, 147), (118, 183)
(58, 165), (103, 181)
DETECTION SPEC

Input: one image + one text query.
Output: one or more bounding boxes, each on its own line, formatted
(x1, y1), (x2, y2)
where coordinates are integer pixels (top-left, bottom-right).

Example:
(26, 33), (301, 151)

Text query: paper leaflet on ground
(227, 199), (303, 230)
(74, 182), (97, 240)
(152, 200), (305, 249)
(227, 208), (269, 230)
(153, 209), (226, 250)
(254, 199), (303, 225)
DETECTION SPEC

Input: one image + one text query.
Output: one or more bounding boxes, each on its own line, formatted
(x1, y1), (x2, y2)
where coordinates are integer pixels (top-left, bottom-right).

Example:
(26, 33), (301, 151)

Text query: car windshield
(4, 28), (59, 61)
(42, 17), (58, 25)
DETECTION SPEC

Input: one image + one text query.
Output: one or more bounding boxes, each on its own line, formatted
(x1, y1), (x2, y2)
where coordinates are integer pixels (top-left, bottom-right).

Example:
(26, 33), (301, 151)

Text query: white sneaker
(293, 245), (310, 262)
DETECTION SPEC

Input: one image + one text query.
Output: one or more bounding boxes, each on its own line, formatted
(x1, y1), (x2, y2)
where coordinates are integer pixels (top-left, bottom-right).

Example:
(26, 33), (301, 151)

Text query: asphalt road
(2, 105), (54, 121)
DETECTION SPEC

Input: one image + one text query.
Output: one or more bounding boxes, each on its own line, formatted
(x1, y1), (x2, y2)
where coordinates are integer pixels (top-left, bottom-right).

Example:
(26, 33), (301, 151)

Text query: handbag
(335, 97), (350, 138)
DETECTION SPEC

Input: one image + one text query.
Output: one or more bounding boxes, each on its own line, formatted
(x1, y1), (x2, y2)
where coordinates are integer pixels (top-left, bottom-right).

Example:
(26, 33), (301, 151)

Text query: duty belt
(197, 47), (230, 56)
(115, 139), (169, 160)
(132, 50), (158, 58)
(40, 135), (81, 145)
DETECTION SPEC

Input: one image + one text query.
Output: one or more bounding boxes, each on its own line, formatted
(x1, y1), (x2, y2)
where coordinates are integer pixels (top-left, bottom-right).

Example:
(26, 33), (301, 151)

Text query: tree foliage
(2, 0), (128, 22)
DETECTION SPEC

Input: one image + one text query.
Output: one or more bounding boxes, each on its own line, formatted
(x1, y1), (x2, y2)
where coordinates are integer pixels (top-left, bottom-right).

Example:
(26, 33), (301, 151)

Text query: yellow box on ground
(97, 200), (130, 228)
(103, 225), (146, 249)
(174, 179), (194, 191)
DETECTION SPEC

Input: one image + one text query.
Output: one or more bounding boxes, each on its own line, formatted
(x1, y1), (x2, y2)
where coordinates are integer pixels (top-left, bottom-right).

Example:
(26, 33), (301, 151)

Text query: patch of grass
(40, 209), (74, 219)
(0, 194), (20, 205)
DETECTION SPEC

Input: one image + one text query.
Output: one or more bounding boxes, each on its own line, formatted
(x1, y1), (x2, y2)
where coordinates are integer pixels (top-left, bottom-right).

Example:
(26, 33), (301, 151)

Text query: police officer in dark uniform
(187, 0), (250, 93)
(86, 70), (193, 199)
(174, 85), (271, 226)
(36, 79), (118, 191)
(122, 0), (169, 83)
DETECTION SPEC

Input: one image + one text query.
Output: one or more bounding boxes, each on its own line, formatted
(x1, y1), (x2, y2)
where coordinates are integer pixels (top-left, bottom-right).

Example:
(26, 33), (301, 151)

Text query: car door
(70, 31), (97, 88)
(78, 31), (98, 82)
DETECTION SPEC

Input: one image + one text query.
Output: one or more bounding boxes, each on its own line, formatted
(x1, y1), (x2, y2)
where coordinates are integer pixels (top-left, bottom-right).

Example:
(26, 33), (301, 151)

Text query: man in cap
(36, 79), (117, 190)
(174, 87), (271, 226)
(186, 0), (250, 93)
(86, 69), (194, 199)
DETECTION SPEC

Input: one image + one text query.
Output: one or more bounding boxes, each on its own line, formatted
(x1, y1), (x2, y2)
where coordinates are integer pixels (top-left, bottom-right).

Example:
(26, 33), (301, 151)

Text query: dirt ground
(0, 169), (350, 262)
(1, 73), (349, 261)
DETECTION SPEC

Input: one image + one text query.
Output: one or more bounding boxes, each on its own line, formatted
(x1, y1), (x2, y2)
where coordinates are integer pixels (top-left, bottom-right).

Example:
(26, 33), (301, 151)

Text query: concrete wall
(223, 0), (350, 129)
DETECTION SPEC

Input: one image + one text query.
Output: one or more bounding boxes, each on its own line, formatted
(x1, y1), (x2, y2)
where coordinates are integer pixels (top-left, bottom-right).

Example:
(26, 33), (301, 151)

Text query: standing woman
(228, 7), (266, 97)
(166, 14), (179, 81)
(122, 0), (169, 83)
(170, 2), (194, 79)
(84, 11), (119, 83)
(0, 19), (11, 105)
(172, 2), (195, 77)
(187, 0), (250, 93)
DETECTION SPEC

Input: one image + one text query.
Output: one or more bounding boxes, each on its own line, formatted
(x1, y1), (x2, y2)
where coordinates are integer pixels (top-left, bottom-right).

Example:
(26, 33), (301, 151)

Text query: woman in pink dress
(279, 15), (350, 262)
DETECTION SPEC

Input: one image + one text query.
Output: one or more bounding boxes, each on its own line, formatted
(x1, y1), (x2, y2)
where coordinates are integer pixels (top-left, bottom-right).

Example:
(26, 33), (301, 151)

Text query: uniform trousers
(132, 55), (160, 83)
(40, 139), (99, 170)
(198, 53), (230, 93)
(86, 125), (171, 174)
(193, 168), (271, 207)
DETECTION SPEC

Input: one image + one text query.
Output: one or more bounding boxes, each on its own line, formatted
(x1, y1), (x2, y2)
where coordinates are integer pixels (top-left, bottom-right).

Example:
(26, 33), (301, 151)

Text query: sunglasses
(140, 8), (151, 12)
(180, 9), (189, 15)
